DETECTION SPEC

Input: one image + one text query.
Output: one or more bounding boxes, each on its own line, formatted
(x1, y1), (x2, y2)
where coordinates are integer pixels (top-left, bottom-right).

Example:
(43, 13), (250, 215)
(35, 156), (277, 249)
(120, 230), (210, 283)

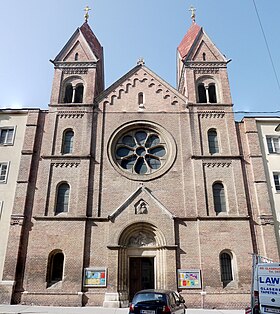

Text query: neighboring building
(241, 117), (280, 256)
(0, 16), (279, 309)
(0, 108), (44, 295)
(0, 109), (41, 280)
(0, 110), (29, 279)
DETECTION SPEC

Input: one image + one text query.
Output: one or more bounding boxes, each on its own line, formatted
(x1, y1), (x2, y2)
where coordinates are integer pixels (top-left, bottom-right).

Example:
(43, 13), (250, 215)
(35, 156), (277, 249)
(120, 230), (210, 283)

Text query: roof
(79, 22), (103, 60)
(54, 22), (103, 62)
(177, 22), (202, 60)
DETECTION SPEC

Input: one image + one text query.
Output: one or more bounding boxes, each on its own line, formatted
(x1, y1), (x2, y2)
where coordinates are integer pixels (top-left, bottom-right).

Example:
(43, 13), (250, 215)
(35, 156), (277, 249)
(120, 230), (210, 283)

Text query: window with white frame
(0, 162), (9, 183)
(0, 127), (15, 145)
(273, 173), (280, 192)
(266, 137), (280, 153)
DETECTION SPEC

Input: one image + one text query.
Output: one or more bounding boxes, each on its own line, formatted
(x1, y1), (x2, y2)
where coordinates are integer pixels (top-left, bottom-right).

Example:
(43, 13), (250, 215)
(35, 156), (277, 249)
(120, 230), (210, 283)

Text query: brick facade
(0, 19), (279, 309)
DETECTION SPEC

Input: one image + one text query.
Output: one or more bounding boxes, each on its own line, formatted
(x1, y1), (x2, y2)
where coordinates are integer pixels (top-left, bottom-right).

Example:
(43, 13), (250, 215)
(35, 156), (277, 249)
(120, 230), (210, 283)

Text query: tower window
(64, 84), (73, 103)
(55, 183), (70, 214)
(75, 53), (79, 61)
(62, 130), (74, 154)
(202, 52), (206, 61)
(208, 129), (219, 154)
(198, 84), (207, 103)
(213, 182), (226, 214)
(47, 251), (64, 287)
(208, 84), (217, 103)
(220, 252), (233, 287)
(74, 84), (84, 103)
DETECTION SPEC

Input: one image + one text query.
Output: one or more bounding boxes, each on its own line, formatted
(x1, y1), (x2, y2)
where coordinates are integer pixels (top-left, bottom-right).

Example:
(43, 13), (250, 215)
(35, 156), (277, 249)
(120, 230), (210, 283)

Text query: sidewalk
(0, 305), (245, 314)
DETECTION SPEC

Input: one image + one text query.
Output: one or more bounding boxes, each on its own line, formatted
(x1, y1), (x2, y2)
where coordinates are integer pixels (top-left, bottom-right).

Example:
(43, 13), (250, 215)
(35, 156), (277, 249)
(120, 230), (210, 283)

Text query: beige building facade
(242, 117), (280, 255)
(0, 110), (28, 280)
(0, 19), (279, 309)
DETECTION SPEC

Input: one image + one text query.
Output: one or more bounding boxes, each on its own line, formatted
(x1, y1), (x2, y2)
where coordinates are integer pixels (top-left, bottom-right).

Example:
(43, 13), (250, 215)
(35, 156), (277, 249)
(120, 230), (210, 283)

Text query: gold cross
(189, 5), (196, 23)
(84, 5), (91, 22)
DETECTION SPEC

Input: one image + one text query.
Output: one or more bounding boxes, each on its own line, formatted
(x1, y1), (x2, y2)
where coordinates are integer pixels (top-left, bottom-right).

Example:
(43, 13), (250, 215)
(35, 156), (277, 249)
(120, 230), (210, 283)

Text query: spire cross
(189, 5), (196, 23)
(84, 5), (91, 22)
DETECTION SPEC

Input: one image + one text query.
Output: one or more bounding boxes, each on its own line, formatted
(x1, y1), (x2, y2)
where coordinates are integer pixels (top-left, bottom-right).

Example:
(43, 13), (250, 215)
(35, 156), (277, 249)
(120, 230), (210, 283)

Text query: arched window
(74, 84), (84, 103)
(55, 183), (70, 214)
(208, 84), (217, 103)
(208, 129), (219, 154)
(64, 84), (73, 103)
(202, 52), (206, 61)
(213, 182), (226, 214)
(47, 250), (64, 287)
(198, 84), (207, 103)
(74, 52), (79, 61)
(138, 92), (144, 105)
(62, 130), (74, 154)
(220, 252), (233, 287)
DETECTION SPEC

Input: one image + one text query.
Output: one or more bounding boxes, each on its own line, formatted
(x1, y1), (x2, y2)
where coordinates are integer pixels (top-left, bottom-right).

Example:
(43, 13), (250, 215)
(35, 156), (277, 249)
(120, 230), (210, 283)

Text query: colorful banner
(84, 268), (107, 287)
(178, 269), (201, 289)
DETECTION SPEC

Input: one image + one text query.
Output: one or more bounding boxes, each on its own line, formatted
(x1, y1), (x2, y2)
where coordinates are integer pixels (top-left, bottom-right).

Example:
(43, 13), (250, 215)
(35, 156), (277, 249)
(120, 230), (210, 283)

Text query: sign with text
(84, 268), (107, 287)
(178, 269), (201, 289)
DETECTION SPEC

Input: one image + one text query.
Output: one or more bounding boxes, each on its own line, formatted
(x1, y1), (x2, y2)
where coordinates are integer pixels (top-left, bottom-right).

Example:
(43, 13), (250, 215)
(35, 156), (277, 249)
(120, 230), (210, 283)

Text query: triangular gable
(189, 32), (227, 62)
(96, 64), (187, 109)
(54, 22), (102, 62)
(108, 185), (175, 221)
(192, 40), (219, 61)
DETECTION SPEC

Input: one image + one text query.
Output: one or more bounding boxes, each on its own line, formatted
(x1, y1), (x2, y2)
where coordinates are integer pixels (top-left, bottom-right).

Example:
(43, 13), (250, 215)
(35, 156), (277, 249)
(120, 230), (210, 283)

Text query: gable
(54, 28), (98, 62)
(187, 32), (227, 62)
(97, 65), (187, 112)
(108, 185), (175, 222)
(63, 40), (92, 62)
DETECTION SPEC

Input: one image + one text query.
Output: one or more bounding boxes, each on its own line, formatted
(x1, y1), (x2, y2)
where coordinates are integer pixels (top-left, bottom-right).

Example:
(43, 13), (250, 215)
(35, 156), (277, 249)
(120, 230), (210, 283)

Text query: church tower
(50, 17), (104, 106)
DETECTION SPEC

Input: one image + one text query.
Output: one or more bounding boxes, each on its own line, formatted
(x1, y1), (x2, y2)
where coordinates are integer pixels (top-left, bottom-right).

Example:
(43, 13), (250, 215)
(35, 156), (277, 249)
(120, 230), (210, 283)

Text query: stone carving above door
(128, 231), (156, 247)
(135, 199), (148, 214)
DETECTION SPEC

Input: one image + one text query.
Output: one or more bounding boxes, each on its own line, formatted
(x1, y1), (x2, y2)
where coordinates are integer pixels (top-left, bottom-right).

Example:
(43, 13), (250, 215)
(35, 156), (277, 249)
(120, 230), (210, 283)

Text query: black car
(129, 289), (186, 314)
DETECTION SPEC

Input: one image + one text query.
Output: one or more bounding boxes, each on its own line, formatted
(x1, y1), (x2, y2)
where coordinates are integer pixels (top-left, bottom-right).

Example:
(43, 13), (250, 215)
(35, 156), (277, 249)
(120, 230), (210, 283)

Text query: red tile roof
(178, 23), (202, 60)
(80, 22), (103, 60)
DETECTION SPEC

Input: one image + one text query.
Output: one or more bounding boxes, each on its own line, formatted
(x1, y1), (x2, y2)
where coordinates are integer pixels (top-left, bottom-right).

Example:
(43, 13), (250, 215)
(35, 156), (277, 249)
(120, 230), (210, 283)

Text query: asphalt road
(0, 305), (245, 314)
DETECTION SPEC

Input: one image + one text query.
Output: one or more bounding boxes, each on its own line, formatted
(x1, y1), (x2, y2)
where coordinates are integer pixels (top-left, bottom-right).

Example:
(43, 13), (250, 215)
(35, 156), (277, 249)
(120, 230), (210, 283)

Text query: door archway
(117, 222), (167, 301)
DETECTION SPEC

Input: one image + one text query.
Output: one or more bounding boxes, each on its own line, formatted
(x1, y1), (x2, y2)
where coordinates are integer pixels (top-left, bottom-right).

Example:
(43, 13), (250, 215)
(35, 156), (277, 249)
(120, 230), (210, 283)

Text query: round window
(108, 121), (176, 181)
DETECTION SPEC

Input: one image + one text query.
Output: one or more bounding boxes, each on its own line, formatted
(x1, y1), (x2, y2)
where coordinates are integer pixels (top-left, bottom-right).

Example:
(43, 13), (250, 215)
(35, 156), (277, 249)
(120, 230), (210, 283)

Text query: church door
(129, 257), (154, 301)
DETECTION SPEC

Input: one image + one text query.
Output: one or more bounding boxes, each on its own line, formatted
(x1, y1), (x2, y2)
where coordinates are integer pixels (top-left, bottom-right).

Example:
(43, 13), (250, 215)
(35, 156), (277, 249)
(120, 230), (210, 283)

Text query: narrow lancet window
(198, 84), (207, 103)
(74, 85), (84, 103)
(208, 84), (217, 103)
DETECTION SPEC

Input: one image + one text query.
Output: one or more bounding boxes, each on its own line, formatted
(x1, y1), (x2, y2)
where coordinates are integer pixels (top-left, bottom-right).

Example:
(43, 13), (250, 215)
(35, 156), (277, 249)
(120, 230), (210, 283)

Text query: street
(0, 305), (245, 314)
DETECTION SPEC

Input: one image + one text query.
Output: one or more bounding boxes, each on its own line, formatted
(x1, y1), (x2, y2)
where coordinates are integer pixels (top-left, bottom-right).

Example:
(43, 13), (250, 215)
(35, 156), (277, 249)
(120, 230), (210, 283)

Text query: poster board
(178, 269), (202, 289)
(84, 268), (107, 287)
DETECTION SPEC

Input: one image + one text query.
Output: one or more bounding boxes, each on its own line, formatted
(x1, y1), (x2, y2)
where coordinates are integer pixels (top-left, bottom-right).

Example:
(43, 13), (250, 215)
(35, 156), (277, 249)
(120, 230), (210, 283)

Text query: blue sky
(1, 0), (279, 120)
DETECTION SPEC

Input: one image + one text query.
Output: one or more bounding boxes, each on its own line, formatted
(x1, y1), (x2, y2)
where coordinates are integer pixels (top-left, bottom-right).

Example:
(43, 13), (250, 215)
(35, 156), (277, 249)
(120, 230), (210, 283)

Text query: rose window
(115, 130), (167, 175)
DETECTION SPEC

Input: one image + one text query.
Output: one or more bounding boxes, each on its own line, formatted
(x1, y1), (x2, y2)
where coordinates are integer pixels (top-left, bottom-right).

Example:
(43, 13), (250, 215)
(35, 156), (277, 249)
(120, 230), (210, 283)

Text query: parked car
(129, 289), (186, 314)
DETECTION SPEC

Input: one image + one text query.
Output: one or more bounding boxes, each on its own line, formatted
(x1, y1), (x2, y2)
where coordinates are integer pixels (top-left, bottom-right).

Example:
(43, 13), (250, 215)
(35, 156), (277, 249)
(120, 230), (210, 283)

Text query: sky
(1, 0), (280, 120)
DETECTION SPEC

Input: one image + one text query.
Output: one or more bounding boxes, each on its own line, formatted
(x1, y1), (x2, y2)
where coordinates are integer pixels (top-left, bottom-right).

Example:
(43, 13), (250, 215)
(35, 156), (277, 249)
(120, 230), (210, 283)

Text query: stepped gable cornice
(178, 23), (202, 60)
(95, 64), (187, 106)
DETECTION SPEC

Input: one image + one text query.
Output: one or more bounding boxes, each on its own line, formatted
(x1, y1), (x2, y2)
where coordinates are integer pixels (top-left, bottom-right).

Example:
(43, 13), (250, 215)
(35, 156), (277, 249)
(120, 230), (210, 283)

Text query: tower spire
(84, 5), (91, 22)
(189, 5), (196, 23)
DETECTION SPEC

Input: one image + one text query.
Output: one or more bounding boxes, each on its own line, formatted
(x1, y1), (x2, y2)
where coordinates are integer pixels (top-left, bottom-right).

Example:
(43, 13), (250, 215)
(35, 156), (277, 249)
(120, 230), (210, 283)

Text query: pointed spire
(84, 5), (91, 22)
(189, 5), (196, 23)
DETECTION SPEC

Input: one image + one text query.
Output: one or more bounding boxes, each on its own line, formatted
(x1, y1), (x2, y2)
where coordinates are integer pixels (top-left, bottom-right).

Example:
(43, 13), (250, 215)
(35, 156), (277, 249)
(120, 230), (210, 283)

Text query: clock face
(108, 121), (176, 181)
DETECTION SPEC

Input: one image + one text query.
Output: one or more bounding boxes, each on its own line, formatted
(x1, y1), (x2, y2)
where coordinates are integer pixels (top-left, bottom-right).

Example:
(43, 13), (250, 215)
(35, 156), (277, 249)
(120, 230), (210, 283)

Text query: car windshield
(133, 292), (166, 303)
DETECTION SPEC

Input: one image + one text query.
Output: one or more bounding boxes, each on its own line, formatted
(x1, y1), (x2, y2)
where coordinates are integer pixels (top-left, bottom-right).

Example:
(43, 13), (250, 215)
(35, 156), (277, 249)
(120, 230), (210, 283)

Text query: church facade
(0, 16), (279, 309)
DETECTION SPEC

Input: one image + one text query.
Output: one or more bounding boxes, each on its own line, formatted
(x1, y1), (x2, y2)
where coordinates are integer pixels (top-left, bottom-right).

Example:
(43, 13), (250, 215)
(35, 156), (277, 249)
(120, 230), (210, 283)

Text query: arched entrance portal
(118, 222), (167, 301)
